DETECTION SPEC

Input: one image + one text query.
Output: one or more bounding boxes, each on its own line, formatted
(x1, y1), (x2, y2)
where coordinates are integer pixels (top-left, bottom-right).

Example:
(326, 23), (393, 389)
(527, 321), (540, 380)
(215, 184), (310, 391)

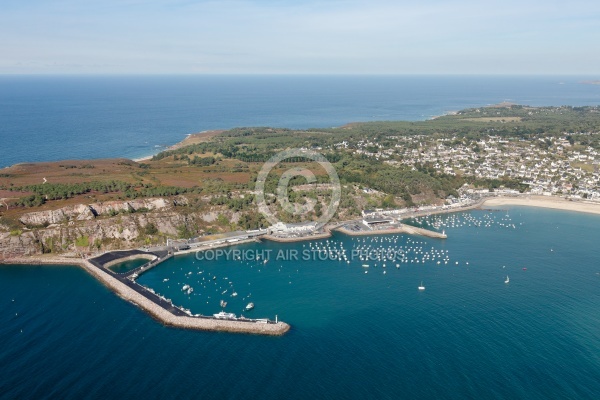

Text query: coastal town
(335, 133), (600, 200)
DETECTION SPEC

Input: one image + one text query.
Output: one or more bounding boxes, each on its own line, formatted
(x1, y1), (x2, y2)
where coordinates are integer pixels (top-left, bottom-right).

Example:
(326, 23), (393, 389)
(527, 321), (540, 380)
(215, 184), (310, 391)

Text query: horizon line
(0, 72), (598, 77)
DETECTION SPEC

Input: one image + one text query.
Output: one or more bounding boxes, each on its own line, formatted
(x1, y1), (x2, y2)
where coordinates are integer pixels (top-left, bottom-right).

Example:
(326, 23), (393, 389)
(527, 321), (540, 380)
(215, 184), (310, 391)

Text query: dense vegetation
(4, 180), (201, 207)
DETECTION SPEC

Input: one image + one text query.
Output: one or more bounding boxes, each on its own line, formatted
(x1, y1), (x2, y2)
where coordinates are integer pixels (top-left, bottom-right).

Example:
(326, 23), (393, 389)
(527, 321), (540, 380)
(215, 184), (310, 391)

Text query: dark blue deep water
(1, 75), (599, 167)
(2, 207), (599, 399)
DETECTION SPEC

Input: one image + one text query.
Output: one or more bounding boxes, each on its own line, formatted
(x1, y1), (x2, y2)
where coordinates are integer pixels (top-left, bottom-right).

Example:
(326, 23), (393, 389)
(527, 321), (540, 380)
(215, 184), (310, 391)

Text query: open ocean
(1, 75), (600, 167)
(1, 207), (599, 399)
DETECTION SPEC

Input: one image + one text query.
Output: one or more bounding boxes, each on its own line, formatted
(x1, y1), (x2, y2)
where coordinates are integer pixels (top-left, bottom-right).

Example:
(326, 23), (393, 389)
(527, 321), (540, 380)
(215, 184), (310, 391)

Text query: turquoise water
(107, 258), (148, 274)
(2, 206), (599, 399)
(1, 75), (600, 167)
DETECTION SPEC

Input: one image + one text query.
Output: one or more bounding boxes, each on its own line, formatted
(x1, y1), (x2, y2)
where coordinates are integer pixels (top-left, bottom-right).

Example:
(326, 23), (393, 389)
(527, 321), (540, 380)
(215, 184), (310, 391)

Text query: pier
(335, 223), (446, 239)
(86, 250), (290, 335)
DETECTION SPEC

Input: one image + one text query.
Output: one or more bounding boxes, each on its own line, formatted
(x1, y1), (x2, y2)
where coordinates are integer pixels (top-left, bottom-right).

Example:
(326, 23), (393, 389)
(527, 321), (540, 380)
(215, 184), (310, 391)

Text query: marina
(88, 250), (289, 335)
(5, 250), (290, 336)
(0, 203), (527, 337)
(1, 199), (596, 338)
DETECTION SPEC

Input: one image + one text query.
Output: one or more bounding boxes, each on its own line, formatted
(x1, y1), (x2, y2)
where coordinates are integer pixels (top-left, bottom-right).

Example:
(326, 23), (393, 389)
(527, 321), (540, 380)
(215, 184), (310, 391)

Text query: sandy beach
(133, 130), (224, 162)
(482, 195), (600, 215)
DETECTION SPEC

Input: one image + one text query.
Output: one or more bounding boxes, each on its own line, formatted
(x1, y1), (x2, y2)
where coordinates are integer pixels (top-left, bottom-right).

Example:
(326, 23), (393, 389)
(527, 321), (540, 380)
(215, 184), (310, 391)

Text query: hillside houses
(331, 134), (600, 200)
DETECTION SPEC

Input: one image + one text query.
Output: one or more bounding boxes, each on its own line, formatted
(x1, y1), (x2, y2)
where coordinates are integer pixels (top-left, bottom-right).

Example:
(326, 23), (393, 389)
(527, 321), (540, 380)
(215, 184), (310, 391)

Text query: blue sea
(1, 75), (599, 167)
(1, 207), (599, 399)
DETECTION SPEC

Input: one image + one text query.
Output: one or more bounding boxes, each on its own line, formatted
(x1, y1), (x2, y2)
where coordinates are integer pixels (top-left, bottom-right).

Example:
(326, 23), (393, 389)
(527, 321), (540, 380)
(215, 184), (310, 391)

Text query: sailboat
(504, 275), (510, 284)
(418, 281), (425, 291)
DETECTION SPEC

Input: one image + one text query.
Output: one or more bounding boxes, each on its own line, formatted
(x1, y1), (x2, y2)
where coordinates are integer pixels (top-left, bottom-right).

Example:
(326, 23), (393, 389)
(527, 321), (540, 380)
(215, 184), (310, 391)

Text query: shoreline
(481, 195), (600, 215)
(132, 130), (225, 162)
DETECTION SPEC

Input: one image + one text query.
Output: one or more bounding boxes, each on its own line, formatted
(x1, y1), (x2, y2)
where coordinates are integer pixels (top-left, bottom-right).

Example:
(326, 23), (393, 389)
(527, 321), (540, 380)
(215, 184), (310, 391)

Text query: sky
(1, 0), (599, 75)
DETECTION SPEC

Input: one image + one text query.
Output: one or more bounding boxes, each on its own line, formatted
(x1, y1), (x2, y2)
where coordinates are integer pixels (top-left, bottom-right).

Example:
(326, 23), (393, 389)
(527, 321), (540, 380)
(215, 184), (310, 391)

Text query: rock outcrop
(18, 198), (170, 226)
(89, 198), (169, 216)
(18, 204), (94, 226)
(0, 197), (239, 259)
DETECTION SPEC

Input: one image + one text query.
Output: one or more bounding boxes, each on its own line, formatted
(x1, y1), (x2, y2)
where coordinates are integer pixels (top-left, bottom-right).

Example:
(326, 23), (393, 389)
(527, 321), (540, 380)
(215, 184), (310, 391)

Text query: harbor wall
(1, 256), (290, 336)
(262, 231), (332, 243)
(103, 253), (157, 269)
(335, 224), (446, 239)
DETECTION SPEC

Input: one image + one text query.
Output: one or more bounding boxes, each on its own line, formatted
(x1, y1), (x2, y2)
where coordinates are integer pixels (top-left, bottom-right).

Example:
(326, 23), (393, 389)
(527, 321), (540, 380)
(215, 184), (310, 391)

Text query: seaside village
(334, 134), (600, 200)
(193, 131), (600, 242)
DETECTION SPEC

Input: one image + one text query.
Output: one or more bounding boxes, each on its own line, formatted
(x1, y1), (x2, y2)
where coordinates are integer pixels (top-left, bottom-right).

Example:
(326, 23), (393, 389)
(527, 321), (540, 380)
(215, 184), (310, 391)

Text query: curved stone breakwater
(2, 256), (291, 336)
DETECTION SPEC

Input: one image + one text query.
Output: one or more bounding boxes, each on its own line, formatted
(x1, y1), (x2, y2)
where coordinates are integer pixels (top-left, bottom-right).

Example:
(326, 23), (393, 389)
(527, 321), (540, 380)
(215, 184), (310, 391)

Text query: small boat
(418, 281), (425, 291)
(182, 284), (190, 291)
(362, 264), (369, 268)
(231, 292), (238, 297)
(213, 311), (236, 319)
(245, 302), (254, 311)
(220, 299), (227, 308)
(505, 275), (510, 284)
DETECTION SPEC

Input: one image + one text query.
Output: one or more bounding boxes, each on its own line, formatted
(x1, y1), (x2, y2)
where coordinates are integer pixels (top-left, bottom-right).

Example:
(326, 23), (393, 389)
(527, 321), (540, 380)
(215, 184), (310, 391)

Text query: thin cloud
(0, 0), (599, 74)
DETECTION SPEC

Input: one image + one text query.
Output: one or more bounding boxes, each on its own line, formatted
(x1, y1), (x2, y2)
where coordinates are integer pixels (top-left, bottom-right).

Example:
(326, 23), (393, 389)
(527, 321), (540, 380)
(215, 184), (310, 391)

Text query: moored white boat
(213, 311), (236, 319)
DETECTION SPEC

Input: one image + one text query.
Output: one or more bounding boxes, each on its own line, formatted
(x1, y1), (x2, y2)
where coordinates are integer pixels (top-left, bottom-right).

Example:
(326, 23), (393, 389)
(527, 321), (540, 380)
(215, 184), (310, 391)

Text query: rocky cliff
(18, 198), (171, 226)
(0, 197), (223, 259)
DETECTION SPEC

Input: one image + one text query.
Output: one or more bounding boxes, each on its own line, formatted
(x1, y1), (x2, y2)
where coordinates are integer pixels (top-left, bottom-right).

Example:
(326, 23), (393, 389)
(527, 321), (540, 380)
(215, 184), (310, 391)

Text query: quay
(335, 222), (447, 239)
(263, 230), (332, 242)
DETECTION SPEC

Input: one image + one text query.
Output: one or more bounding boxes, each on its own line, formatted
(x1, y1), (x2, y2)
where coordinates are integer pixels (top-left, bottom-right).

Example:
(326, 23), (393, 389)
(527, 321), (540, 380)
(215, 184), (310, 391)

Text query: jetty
(4, 253), (290, 336)
(335, 224), (446, 239)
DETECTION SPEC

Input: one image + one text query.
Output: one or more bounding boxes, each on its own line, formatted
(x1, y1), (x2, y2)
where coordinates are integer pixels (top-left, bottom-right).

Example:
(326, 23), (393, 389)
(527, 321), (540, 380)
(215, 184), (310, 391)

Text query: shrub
(75, 236), (89, 247)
